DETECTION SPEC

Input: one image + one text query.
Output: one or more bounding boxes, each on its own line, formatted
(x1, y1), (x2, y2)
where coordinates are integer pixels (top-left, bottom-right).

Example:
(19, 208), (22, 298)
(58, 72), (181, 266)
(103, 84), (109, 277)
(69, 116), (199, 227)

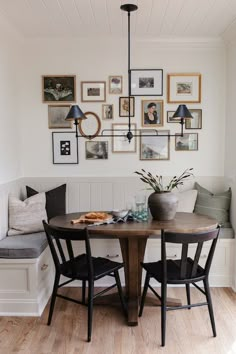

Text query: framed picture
(167, 73), (201, 103)
(48, 105), (72, 129)
(42, 75), (76, 103)
(112, 123), (137, 153)
(52, 132), (78, 164)
(85, 141), (108, 160)
(119, 97), (135, 117)
(185, 109), (202, 129)
(175, 133), (198, 151)
(81, 81), (106, 102)
(109, 75), (123, 94)
(141, 100), (163, 127)
(167, 110), (181, 123)
(79, 111), (101, 140)
(102, 104), (114, 119)
(140, 130), (170, 160)
(130, 69), (163, 96)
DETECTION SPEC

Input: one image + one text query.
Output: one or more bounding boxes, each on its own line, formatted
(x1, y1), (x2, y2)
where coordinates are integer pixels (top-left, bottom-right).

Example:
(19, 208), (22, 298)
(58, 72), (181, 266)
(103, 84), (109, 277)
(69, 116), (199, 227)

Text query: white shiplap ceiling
(0, 0), (236, 39)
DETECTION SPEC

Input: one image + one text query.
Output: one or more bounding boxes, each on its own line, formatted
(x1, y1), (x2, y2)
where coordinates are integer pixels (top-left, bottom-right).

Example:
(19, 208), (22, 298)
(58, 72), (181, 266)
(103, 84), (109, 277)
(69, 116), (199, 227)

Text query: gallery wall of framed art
(42, 70), (202, 166)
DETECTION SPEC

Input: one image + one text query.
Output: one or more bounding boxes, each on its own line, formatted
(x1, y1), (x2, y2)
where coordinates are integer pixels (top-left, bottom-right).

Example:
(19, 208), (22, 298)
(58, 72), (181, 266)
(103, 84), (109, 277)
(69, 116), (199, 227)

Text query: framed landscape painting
(85, 141), (108, 160)
(48, 105), (72, 129)
(81, 81), (106, 102)
(130, 69), (163, 96)
(175, 133), (198, 151)
(167, 73), (201, 103)
(52, 132), (78, 164)
(42, 75), (76, 103)
(140, 130), (170, 160)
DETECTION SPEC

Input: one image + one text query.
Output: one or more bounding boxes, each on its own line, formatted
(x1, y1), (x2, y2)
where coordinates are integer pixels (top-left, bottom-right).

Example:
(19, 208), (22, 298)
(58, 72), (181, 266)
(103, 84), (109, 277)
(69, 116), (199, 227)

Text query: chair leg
(161, 282), (167, 347)
(48, 273), (60, 326)
(203, 278), (217, 337)
(114, 270), (127, 317)
(87, 281), (94, 342)
(82, 280), (86, 305)
(139, 272), (150, 317)
(186, 283), (191, 309)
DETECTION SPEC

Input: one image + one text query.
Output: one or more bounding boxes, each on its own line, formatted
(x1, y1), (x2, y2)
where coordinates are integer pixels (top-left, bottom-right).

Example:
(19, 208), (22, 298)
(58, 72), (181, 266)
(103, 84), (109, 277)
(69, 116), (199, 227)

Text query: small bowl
(112, 209), (129, 219)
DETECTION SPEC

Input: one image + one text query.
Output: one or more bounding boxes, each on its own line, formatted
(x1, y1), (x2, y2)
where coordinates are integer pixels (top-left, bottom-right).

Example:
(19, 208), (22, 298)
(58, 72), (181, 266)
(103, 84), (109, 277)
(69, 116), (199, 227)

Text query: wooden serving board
(71, 214), (113, 225)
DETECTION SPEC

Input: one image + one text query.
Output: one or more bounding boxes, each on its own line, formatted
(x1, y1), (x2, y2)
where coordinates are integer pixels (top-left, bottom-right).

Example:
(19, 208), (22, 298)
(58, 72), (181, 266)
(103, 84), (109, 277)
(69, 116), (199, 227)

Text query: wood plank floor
(0, 287), (236, 354)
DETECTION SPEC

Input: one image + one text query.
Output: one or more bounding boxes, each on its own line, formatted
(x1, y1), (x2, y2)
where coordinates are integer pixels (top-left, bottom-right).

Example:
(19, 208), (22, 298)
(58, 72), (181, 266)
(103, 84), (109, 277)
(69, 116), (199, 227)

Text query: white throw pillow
(8, 193), (47, 236)
(174, 190), (198, 213)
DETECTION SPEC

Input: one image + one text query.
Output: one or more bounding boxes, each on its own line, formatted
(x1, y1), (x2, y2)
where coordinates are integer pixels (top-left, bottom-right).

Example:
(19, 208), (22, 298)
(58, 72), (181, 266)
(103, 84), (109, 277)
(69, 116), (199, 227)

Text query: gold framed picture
(141, 100), (163, 127)
(167, 73), (201, 103)
(109, 75), (123, 94)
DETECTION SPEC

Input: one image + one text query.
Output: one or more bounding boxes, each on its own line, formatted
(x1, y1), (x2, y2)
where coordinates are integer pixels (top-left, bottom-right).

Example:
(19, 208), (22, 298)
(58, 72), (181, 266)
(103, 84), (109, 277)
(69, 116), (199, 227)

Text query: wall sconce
(65, 105), (87, 138)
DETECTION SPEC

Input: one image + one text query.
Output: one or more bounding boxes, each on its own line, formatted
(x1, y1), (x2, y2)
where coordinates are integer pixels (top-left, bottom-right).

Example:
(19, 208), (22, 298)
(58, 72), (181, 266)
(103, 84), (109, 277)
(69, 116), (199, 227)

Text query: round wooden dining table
(49, 212), (218, 326)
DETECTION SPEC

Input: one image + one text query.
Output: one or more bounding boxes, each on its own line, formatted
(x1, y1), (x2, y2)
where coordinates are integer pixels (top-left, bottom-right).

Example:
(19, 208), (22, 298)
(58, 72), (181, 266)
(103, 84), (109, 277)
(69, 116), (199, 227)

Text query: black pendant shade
(172, 105), (193, 119)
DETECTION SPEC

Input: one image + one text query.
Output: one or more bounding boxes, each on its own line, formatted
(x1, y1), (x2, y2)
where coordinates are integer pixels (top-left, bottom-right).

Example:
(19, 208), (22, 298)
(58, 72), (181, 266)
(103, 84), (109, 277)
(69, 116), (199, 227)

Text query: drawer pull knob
(106, 254), (119, 259)
(41, 263), (48, 271)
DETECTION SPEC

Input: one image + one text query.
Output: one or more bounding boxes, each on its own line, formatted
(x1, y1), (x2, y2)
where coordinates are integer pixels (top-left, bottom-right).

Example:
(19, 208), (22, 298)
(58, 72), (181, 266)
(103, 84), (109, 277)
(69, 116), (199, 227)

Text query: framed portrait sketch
(185, 109), (202, 129)
(102, 104), (114, 119)
(167, 73), (201, 103)
(167, 110), (181, 123)
(52, 132), (78, 164)
(130, 69), (163, 96)
(112, 123), (137, 153)
(42, 75), (76, 103)
(141, 100), (163, 127)
(175, 133), (198, 151)
(85, 141), (108, 160)
(81, 81), (106, 102)
(109, 76), (122, 94)
(140, 130), (170, 160)
(48, 105), (72, 129)
(119, 97), (135, 117)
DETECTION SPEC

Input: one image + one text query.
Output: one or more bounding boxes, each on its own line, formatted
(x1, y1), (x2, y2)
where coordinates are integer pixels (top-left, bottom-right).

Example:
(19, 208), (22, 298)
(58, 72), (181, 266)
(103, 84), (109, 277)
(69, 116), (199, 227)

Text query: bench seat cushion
(0, 232), (48, 258)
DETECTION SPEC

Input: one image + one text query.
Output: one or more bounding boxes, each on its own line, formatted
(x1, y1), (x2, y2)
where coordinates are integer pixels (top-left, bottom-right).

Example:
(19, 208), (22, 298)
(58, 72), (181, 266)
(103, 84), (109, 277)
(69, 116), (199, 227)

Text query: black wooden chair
(139, 226), (220, 347)
(43, 220), (127, 342)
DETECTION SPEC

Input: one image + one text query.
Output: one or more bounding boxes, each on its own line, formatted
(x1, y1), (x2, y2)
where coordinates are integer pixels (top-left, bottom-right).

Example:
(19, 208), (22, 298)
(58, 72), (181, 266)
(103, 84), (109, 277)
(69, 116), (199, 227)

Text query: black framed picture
(52, 132), (78, 164)
(130, 69), (163, 96)
(42, 75), (76, 103)
(119, 97), (135, 117)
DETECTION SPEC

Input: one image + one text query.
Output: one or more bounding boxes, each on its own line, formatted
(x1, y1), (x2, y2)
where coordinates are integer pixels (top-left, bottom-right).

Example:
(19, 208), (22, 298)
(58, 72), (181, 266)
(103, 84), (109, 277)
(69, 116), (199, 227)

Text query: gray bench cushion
(0, 232), (48, 258)
(219, 227), (234, 239)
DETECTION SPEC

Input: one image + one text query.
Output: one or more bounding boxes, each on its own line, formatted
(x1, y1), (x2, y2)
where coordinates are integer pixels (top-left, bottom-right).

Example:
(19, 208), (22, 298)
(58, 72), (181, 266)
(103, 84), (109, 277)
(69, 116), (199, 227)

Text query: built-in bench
(0, 176), (234, 316)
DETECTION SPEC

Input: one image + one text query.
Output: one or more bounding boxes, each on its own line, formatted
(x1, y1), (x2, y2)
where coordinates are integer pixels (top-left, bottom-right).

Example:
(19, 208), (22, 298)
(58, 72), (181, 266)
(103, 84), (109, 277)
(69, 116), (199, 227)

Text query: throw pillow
(26, 184), (66, 220)
(8, 193), (47, 236)
(174, 190), (198, 213)
(194, 182), (231, 227)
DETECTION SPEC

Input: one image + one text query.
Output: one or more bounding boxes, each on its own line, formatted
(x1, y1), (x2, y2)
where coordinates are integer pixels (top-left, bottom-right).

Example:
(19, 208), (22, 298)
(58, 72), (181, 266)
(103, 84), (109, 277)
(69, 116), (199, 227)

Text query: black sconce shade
(172, 104), (193, 119)
(65, 105), (86, 121)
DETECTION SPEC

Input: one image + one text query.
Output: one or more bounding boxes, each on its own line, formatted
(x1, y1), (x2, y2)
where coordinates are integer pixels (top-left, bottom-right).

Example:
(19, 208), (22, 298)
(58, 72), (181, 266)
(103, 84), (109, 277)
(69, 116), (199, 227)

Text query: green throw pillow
(194, 182), (231, 227)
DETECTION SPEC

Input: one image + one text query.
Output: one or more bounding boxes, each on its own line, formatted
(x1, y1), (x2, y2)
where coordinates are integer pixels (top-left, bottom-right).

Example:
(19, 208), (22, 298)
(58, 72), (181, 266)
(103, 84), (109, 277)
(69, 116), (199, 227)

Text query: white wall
(225, 39), (236, 289)
(0, 15), (23, 183)
(18, 37), (226, 178)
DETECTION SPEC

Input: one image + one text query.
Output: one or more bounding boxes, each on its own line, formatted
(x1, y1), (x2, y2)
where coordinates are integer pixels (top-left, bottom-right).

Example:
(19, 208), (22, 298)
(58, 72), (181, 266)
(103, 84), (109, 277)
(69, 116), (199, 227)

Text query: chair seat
(142, 258), (205, 283)
(60, 254), (124, 280)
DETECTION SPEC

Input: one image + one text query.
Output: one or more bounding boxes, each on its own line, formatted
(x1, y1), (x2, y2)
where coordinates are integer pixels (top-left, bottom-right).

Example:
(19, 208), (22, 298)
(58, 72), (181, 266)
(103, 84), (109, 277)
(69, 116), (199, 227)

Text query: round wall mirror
(79, 111), (101, 140)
